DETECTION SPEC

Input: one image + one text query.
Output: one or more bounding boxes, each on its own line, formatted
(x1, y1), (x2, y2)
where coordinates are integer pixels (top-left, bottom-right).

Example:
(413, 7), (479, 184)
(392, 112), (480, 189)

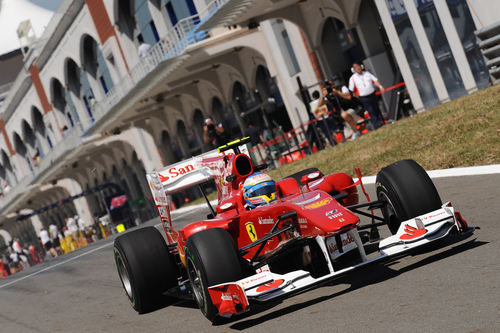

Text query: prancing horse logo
(245, 222), (258, 242)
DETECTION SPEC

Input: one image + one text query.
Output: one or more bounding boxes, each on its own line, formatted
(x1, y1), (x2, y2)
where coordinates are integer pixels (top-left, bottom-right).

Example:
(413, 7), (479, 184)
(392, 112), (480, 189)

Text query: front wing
(207, 203), (474, 317)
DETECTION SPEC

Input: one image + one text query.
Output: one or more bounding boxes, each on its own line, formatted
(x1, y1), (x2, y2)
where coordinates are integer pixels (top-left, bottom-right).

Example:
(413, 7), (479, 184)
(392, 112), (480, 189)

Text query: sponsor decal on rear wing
(146, 144), (250, 241)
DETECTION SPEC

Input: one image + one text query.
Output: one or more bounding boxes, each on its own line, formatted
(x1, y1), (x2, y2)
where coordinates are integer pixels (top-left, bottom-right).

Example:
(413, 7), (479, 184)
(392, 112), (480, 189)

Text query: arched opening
(31, 107), (45, 137)
(1, 150), (12, 172)
(51, 78), (67, 117)
(255, 65), (292, 133)
(116, 0), (136, 40)
(192, 109), (205, 151)
(232, 81), (247, 112)
(321, 17), (366, 81)
(13, 131), (33, 173)
(81, 34), (114, 94)
(22, 120), (36, 148)
(65, 57), (93, 125)
(82, 35), (98, 77)
(22, 120), (40, 166)
(81, 70), (95, 121)
(51, 78), (79, 129)
(176, 120), (194, 157)
(13, 132), (27, 156)
(233, 80), (268, 137)
(160, 130), (181, 164)
(255, 65), (273, 99)
(1, 149), (15, 185)
(135, 0), (160, 45)
(211, 97), (224, 124)
(31, 106), (51, 152)
(0, 164), (6, 193)
(66, 58), (81, 97)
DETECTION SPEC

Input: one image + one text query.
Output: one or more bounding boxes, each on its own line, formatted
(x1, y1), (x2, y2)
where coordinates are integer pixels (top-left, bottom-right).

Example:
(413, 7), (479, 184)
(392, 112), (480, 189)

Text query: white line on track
(1, 209), (197, 289)
(2, 165), (498, 289)
(172, 164), (500, 210)
(0, 242), (114, 289)
(357, 164), (500, 185)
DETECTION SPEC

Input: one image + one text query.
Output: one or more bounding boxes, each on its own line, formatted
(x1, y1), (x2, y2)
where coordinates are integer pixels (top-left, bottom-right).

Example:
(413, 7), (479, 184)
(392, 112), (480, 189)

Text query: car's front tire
(114, 227), (178, 313)
(376, 159), (442, 234)
(185, 228), (244, 322)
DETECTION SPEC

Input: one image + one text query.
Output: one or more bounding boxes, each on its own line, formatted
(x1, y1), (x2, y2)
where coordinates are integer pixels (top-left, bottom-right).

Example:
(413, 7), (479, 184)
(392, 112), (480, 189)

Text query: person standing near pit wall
(348, 62), (385, 129)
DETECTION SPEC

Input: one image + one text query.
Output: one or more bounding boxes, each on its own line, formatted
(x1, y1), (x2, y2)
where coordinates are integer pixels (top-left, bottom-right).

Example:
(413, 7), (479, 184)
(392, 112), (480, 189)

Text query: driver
(243, 172), (277, 209)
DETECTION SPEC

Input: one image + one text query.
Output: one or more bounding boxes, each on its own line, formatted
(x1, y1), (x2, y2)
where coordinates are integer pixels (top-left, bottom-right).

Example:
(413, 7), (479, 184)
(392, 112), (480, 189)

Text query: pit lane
(0, 174), (498, 332)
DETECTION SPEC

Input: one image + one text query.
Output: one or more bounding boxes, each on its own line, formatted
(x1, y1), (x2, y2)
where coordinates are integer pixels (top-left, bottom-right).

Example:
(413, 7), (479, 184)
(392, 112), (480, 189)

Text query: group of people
(203, 62), (386, 156)
(309, 61), (386, 146)
(1, 238), (44, 278)
(0, 213), (113, 279)
(39, 215), (96, 259)
(0, 215), (107, 279)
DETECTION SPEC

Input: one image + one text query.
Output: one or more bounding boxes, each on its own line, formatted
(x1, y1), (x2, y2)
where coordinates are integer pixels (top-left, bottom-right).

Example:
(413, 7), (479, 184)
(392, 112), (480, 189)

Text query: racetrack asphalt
(0, 167), (499, 332)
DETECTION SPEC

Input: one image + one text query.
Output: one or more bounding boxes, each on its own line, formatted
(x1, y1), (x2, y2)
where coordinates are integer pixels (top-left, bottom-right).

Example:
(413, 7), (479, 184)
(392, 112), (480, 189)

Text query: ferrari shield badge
(245, 222), (258, 242)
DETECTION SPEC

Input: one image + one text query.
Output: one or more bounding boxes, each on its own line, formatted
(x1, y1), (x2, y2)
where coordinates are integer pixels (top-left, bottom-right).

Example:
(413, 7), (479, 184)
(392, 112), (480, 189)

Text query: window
(136, 0), (159, 44)
(417, 1), (466, 99)
(446, 0), (489, 88)
(272, 20), (301, 76)
(386, 0), (439, 109)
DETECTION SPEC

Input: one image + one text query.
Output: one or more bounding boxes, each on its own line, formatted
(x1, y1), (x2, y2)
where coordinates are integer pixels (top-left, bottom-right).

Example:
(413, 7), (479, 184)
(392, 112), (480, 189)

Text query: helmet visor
(245, 181), (276, 198)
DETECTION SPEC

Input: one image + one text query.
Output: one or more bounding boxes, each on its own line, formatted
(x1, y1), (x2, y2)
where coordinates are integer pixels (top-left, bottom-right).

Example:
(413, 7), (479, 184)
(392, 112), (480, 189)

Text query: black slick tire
(185, 228), (243, 322)
(113, 227), (178, 313)
(376, 159), (442, 234)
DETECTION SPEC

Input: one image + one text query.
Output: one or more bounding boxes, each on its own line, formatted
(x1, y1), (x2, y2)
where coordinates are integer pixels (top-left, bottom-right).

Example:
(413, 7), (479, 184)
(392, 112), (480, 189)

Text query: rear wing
(146, 139), (250, 243)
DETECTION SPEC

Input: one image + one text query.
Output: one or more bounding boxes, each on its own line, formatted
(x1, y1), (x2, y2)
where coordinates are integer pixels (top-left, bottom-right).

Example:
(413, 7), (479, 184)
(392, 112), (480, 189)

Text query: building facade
(0, 0), (496, 249)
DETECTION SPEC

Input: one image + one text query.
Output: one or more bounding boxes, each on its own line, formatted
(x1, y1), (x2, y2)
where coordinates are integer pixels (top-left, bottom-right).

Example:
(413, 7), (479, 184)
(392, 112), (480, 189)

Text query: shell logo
(305, 198), (331, 209)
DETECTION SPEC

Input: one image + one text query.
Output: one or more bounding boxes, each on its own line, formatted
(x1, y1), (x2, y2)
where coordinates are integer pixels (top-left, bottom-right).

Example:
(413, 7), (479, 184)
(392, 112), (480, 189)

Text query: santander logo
(256, 279), (284, 293)
(159, 164), (195, 182)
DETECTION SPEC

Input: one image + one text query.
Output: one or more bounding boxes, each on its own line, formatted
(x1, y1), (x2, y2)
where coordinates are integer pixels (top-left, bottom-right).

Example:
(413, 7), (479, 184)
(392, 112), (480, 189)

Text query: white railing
(0, 175), (31, 210)
(0, 82), (13, 96)
(33, 124), (84, 177)
(198, 0), (230, 22)
(91, 13), (210, 121)
(0, 124), (84, 210)
(0, 1), (231, 211)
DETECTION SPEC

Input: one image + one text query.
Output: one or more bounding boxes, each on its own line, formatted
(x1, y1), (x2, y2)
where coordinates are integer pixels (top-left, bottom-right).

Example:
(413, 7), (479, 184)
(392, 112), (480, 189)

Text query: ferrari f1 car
(113, 138), (474, 322)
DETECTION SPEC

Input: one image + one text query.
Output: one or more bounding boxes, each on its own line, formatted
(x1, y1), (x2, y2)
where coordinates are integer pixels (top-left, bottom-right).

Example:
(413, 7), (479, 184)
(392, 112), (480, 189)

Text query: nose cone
(288, 191), (359, 235)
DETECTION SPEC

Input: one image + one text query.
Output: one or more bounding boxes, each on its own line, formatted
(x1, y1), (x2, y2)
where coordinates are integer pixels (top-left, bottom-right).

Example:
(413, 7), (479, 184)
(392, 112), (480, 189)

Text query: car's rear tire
(114, 227), (178, 313)
(376, 159), (442, 234)
(185, 228), (244, 322)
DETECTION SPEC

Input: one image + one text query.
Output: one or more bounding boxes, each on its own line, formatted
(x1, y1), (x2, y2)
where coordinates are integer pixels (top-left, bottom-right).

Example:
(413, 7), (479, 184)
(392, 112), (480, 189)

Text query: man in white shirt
(12, 238), (22, 255)
(348, 62), (385, 129)
(66, 216), (78, 234)
(40, 227), (57, 258)
(9, 250), (21, 273)
(49, 223), (62, 255)
(137, 35), (151, 58)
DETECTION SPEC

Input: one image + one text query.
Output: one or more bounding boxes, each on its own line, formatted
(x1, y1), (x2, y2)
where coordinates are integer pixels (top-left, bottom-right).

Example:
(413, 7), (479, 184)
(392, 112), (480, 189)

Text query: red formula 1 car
(113, 138), (475, 322)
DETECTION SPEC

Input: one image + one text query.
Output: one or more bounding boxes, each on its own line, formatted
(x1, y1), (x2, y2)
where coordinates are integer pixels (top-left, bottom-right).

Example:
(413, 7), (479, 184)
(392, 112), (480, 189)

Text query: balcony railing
(90, 13), (209, 123)
(32, 124), (84, 180)
(0, 175), (31, 210)
(0, 1), (227, 211)
(194, 0), (256, 32)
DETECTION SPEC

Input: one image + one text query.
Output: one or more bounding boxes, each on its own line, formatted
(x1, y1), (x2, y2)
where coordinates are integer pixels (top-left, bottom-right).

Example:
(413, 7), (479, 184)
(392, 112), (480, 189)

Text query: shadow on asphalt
(223, 235), (486, 330)
(138, 295), (199, 314)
